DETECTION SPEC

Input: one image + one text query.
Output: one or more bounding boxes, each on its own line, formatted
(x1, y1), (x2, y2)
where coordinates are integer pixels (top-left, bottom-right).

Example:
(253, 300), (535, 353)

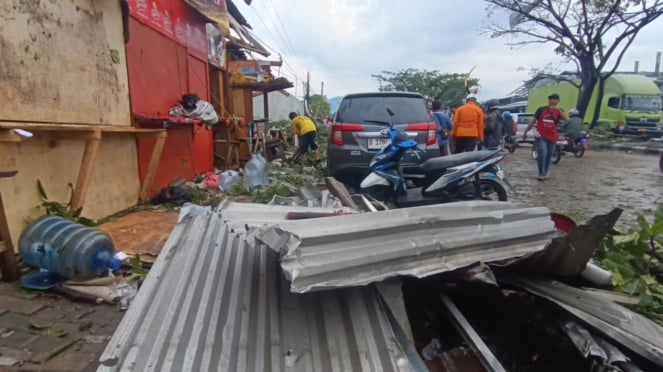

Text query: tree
(485, 0), (663, 127)
(309, 95), (330, 120)
(372, 69), (480, 107)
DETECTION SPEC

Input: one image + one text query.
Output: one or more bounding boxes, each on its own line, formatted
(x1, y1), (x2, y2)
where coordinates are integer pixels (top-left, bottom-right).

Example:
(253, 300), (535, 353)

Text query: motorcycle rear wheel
(573, 146), (585, 157)
(478, 179), (508, 201)
(552, 147), (562, 164)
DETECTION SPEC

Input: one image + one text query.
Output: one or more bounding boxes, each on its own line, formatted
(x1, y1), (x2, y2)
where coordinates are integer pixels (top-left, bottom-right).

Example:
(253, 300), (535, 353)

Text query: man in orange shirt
(451, 94), (485, 153)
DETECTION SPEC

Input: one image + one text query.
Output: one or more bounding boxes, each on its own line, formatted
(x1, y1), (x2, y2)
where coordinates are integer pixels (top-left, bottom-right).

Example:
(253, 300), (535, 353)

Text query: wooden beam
(70, 130), (102, 212)
(0, 121), (164, 136)
(0, 192), (20, 282)
(0, 129), (23, 143)
(325, 177), (360, 211)
(139, 132), (168, 202)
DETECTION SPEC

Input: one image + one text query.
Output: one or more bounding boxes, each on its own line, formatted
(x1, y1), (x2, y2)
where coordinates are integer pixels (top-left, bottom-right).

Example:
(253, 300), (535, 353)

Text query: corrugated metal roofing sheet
(99, 213), (413, 371)
(501, 276), (663, 368)
(251, 201), (557, 293)
(218, 200), (356, 230)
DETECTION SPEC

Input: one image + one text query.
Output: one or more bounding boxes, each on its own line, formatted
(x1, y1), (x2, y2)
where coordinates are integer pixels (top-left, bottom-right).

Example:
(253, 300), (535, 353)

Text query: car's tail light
(331, 123), (364, 146)
(407, 122), (437, 146)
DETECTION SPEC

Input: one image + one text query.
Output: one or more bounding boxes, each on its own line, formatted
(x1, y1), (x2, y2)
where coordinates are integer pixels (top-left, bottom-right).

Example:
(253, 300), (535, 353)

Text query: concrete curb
(592, 142), (663, 155)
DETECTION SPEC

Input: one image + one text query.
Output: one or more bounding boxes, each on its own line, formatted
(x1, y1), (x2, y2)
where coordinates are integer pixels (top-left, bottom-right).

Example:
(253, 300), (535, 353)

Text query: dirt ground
(502, 145), (663, 227)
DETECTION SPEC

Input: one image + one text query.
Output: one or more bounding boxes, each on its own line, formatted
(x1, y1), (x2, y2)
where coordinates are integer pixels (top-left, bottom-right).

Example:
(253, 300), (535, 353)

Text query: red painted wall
(126, 1), (214, 196)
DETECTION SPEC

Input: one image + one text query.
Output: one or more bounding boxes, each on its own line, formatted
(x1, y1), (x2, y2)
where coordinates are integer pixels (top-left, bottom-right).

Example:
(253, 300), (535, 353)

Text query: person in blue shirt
(431, 100), (453, 155)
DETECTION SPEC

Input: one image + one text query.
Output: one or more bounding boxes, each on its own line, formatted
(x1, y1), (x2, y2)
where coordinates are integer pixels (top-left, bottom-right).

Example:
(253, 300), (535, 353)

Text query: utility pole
(321, 81), (324, 97)
(305, 71), (310, 115)
(294, 77), (298, 98)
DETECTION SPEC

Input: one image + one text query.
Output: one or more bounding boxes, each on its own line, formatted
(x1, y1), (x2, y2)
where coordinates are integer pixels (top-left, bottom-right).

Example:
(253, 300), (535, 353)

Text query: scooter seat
(406, 150), (499, 173)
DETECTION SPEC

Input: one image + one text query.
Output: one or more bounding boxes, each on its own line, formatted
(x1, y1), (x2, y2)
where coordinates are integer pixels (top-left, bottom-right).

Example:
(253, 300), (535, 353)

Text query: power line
(254, 0), (308, 75)
(244, 6), (306, 82)
(265, 0), (300, 65)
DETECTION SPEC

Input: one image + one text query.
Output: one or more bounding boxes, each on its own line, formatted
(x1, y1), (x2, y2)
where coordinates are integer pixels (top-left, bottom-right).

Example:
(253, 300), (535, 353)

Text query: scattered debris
(177, 203), (212, 223)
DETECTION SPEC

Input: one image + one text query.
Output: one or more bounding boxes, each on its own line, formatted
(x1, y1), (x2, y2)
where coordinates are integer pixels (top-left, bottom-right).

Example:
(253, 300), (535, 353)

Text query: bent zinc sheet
(99, 213), (414, 372)
(501, 276), (663, 368)
(250, 201), (557, 293)
(217, 199), (357, 230)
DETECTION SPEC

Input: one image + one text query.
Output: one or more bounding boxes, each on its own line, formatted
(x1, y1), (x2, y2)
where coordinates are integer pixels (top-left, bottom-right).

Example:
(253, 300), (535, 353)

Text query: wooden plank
(139, 132), (168, 201)
(0, 129), (22, 143)
(325, 177), (360, 211)
(70, 130), (102, 211)
(0, 192), (20, 282)
(0, 121), (164, 136)
(0, 0), (131, 126)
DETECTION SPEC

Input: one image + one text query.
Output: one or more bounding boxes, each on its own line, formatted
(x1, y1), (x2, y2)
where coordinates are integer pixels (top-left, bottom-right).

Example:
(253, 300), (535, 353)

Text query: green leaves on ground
(598, 206), (663, 324)
(35, 180), (96, 226)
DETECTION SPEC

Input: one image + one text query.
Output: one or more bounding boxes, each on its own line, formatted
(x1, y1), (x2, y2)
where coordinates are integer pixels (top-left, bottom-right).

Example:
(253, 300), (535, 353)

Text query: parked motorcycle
(359, 108), (514, 208)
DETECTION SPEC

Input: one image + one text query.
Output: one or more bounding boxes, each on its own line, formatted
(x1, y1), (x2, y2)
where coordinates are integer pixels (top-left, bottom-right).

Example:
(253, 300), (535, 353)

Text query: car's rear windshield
(336, 96), (431, 124)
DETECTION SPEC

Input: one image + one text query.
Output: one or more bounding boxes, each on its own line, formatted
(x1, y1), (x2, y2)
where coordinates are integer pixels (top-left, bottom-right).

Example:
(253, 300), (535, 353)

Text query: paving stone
(0, 297), (47, 316)
(38, 347), (97, 372)
(0, 330), (39, 349)
(0, 313), (33, 332)
(0, 345), (33, 362)
(33, 304), (97, 324)
(23, 335), (77, 363)
(0, 355), (20, 367)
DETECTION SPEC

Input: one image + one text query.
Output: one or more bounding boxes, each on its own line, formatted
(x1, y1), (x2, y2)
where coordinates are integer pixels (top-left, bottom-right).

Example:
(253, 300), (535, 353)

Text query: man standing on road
(523, 93), (569, 181)
(483, 102), (504, 150)
(432, 100), (453, 156)
(289, 112), (320, 166)
(451, 94), (485, 153)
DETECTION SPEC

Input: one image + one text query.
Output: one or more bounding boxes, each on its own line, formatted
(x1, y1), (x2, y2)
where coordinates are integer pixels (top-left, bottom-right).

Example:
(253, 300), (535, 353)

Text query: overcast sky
(235, 0), (663, 101)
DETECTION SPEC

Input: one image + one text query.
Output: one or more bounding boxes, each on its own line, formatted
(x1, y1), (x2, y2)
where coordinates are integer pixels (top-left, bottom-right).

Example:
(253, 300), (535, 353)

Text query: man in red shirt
(522, 93), (569, 181)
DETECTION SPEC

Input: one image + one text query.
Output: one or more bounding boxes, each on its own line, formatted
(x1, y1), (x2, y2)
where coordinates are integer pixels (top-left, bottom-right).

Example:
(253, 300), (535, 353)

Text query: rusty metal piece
(439, 293), (506, 372)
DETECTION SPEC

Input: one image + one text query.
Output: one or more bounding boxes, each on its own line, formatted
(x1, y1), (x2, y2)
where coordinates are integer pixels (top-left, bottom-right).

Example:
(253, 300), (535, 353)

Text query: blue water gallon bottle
(19, 216), (121, 280)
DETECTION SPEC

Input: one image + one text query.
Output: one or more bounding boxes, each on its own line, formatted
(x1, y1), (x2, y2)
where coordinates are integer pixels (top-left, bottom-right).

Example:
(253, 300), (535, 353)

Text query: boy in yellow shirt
(289, 112), (320, 166)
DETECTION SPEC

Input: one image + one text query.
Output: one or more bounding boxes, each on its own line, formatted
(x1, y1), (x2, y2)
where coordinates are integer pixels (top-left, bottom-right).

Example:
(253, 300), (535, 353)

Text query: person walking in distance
(522, 93), (568, 181)
(431, 100), (453, 156)
(451, 94), (485, 153)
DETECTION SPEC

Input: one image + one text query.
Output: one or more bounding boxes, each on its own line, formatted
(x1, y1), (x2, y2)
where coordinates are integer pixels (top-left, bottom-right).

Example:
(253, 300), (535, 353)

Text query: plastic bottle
(244, 153), (269, 186)
(19, 216), (121, 280)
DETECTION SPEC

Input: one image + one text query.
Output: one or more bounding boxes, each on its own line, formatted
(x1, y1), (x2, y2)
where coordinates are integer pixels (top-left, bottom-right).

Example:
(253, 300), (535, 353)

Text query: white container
(580, 262), (613, 286)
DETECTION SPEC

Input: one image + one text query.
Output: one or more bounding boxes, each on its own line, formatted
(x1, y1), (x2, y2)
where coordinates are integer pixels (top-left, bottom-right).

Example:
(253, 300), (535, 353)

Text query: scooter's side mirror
(386, 108), (394, 117)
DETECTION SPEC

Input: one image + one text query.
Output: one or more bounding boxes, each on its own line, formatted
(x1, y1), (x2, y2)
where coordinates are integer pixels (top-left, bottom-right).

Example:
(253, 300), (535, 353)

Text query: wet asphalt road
(501, 145), (663, 227)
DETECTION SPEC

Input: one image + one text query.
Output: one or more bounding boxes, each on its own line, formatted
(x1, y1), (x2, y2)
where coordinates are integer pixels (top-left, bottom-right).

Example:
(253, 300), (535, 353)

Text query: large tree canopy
(309, 94), (331, 120)
(372, 69), (480, 108)
(485, 0), (663, 126)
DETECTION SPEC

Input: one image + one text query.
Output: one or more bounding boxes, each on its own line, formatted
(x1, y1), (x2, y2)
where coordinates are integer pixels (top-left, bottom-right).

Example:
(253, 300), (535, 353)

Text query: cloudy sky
(235, 0), (663, 101)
